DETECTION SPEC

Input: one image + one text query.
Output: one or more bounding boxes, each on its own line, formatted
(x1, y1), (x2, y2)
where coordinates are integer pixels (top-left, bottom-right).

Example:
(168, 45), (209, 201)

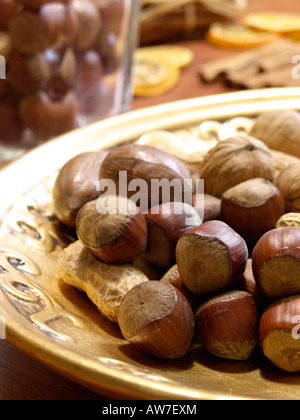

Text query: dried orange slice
(133, 55), (180, 97)
(243, 12), (300, 34)
(135, 45), (194, 69)
(206, 22), (280, 49)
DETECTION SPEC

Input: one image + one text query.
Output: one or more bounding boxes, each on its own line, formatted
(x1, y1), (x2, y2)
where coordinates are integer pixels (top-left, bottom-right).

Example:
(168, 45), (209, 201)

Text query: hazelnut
(198, 135), (275, 198)
(76, 196), (148, 264)
(192, 193), (221, 223)
(71, 0), (102, 51)
(195, 290), (259, 361)
(142, 201), (202, 268)
(53, 151), (108, 228)
(0, 0), (19, 30)
(9, 9), (50, 55)
(75, 50), (104, 102)
(0, 30), (12, 59)
(259, 294), (300, 372)
(39, 2), (78, 48)
(19, 90), (79, 140)
(118, 281), (195, 359)
(221, 178), (285, 244)
(8, 51), (50, 94)
(250, 109), (300, 158)
(275, 163), (300, 213)
(100, 143), (192, 212)
(161, 264), (200, 311)
(18, 0), (70, 10)
(252, 227), (300, 299)
(176, 220), (248, 295)
(0, 101), (24, 143)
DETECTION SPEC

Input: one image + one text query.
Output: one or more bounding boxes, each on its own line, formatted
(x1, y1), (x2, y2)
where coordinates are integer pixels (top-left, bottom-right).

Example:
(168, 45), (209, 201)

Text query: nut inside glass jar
(0, 0), (140, 153)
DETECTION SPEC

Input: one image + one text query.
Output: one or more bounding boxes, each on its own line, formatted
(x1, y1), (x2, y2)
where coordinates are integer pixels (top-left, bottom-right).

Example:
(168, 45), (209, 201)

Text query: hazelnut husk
(250, 109), (300, 158)
(53, 151), (107, 228)
(195, 290), (259, 361)
(252, 227), (300, 299)
(198, 135), (275, 198)
(259, 294), (300, 372)
(76, 196), (148, 264)
(221, 178), (285, 244)
(176, 220), (248, 295)
(100, 143), (192, 212)
(275, 163), (300, 213)
(118, 281), (195, 359)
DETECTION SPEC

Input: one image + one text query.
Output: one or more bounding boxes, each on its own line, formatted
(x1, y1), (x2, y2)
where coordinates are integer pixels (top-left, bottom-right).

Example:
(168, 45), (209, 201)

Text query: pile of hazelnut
(0, 0), (119, 143)
(53, 110), (300, 374)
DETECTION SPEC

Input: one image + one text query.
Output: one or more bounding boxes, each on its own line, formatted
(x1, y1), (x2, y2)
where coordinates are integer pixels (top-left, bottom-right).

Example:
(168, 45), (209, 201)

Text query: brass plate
(1, 88), (300, 400)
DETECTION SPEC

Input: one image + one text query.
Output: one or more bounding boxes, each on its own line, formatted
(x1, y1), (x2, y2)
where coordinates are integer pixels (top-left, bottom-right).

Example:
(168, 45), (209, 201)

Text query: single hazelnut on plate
(259, 294), (300, 372)
(221, 178), (285, 244)
(192, 193), (221, 222)
(198, 135), (275, 198)
(0, 0), (19, 30)
(276, 213), (300, 228)
(195, 290), (259, 361)
(53, 151), (108, 228)
(161, 264), (200, 311)
(100, 143), (192, 212)
(235, 258), (269, 313)
(252, 227), (300, 299)
(19, 90), (79, 140)
(71, 0), (102, 51)
(142, 201), (202, 268)
(176, 220), (248, 295)
(76, 195), (148, 264)
(118, 281), (195, 359)
(250, 109), (300, 158)
(275, 163), (300, 213)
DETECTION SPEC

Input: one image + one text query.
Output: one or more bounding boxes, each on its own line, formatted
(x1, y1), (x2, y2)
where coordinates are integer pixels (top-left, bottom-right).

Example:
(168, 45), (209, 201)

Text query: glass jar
(0, 0), (140, 159)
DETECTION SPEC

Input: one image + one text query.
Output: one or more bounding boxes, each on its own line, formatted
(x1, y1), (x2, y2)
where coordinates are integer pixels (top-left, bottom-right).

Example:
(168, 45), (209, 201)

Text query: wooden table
(1, 0), (299, 401)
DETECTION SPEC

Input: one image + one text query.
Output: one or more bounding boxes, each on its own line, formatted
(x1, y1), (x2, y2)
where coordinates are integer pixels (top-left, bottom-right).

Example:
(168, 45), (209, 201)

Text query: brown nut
(53, 151), (108, 228)
(221, 178), (285, 244)
(252, 227), (300, 299)
(118, 281), (195, 359)
(259, 294), (300, 372)
(275, 163), (300, 213)
(0, 0), (19, 30)
(195, 290), (259, 361)
(161, 264), (200, 311)
(76, 196), (148, 264)
(176, 220), (248, 295)
(59, 240), (149, 323)
(9, 9), (50, 55)
(39, 2), (78, 48)
(142, 201), (202, 268)
(198, 135), (275, 198)
(0, 101), (24, 142)
(192, 193), (221, 222)
(19, 90), (79, 140)
(18, 0), (70, 10)
(71, 0), (102, 51)
(250, 109), (300, 158)
(100, 143), (192, 212)
(74, 50), (103, 102)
